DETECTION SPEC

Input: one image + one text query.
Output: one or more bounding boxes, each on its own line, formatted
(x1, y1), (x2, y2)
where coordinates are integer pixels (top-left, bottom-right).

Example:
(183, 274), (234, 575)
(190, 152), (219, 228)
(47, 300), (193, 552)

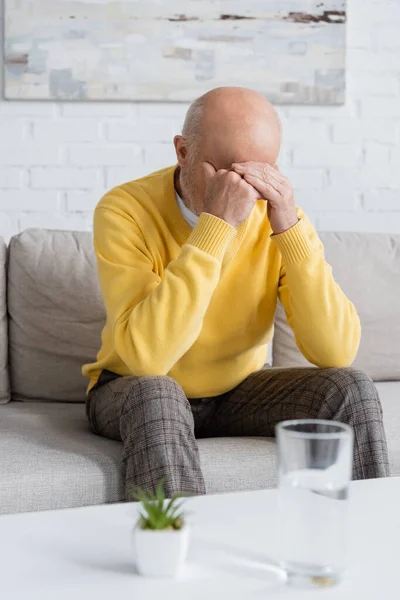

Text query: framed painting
(4, 0), (346, 103)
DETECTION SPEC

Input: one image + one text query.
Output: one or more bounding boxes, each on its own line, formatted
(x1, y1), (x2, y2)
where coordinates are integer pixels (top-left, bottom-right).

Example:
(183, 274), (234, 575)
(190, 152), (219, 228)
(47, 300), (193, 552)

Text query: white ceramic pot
(133, 525), (190, 578)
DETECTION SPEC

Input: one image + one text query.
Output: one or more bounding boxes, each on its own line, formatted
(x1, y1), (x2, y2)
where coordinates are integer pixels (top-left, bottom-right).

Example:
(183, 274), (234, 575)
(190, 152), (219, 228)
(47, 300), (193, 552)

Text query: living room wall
(0, 0), (399, 242)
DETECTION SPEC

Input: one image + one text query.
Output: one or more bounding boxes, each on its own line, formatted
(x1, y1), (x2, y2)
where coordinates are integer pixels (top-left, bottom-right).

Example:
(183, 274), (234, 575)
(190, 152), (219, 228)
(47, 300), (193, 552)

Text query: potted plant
(133, 480), (190, 578)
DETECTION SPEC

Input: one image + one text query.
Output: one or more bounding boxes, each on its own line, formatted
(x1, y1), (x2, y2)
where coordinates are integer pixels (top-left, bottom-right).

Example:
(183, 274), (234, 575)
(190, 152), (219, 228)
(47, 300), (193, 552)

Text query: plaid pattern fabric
(87, 367), (390, 500)
(86, 375), (206, 499)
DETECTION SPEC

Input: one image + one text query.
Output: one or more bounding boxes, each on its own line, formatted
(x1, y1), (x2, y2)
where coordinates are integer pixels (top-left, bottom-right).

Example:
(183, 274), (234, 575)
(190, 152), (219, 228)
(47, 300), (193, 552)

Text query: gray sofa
(0, 230), (399, 515)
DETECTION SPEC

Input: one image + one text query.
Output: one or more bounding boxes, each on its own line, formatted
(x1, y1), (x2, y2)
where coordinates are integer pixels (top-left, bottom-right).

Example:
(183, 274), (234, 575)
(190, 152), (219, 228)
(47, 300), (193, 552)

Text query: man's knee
(121, 375), (191, 422)
(323, 367), (383, 420)
(329, 367), (378, 397)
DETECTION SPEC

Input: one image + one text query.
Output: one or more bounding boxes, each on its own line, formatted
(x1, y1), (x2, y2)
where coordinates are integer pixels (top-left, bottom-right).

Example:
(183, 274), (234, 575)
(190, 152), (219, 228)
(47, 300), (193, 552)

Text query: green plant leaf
(155, 479), (166, 501)
(164, 497), (178, 516)
(133, 478), (187, 530)
(156, 479), (167, 515)
(168, 502), (185, 519)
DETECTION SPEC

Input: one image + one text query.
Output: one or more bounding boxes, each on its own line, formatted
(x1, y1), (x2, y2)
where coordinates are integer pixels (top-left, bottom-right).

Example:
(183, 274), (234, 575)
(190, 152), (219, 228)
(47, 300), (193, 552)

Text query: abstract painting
(4, 1), (346, 104)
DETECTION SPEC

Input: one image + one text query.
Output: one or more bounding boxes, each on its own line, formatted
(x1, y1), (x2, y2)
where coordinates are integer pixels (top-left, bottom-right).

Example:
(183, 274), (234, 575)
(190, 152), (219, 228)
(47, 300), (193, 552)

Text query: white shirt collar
(175, 190), (199, 229)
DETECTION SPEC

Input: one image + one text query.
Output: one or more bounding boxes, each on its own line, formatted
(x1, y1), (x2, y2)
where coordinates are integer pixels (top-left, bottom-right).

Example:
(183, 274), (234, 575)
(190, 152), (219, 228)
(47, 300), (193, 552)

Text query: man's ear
(174, 136), (189, 167)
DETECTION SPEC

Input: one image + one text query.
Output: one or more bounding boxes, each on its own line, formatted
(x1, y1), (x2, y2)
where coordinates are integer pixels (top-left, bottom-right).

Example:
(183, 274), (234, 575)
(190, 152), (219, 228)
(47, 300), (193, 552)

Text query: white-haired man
(83, 87), (389, 499)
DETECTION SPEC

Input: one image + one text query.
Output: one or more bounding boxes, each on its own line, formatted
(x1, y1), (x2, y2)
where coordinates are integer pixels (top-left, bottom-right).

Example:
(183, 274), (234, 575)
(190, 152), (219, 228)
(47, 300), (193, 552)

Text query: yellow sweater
(83, 166), (361, 397)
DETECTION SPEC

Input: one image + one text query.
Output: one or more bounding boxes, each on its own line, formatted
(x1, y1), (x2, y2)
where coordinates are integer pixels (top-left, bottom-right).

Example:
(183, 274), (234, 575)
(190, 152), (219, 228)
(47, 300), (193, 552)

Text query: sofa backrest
(273, 232), (400, 381)
(7, 230), (105, 402)
(0, 238), (10, 404)
(5, 228), (400, 403)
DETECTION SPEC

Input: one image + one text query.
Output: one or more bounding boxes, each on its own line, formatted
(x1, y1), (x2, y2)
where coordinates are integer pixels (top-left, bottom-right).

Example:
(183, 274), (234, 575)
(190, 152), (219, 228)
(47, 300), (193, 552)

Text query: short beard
(178, 156), (202, 216)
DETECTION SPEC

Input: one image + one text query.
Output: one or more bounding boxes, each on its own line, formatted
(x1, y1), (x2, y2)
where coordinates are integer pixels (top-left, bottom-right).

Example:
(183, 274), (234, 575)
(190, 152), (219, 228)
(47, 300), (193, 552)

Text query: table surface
(0, 478), (399, 600)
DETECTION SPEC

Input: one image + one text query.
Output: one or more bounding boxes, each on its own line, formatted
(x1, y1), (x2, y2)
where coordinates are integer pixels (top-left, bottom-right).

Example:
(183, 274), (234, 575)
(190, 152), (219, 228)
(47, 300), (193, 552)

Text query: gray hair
(182, 96), (206, 151)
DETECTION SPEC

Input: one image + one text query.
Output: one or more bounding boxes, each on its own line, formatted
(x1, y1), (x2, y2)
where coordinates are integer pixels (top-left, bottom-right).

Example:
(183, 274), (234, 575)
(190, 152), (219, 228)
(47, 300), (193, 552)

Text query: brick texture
(0, 0), (400, 242)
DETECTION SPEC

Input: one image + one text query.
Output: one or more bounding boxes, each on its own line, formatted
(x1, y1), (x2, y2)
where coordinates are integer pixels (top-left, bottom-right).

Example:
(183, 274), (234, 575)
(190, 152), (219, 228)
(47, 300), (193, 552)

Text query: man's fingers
(232, 163), (255, 178)
(232, 163), (247, 173)
(233, 162), (285, 185)
(243, 169), (284, 193)
(203, 161), (216, 180)
(244, 173), (281, 203)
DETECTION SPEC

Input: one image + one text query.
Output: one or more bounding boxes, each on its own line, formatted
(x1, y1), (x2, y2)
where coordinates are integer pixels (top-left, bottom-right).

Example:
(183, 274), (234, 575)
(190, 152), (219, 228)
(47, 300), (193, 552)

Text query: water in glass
(276, 420), (353, 587)
(279, 468), (348, 584)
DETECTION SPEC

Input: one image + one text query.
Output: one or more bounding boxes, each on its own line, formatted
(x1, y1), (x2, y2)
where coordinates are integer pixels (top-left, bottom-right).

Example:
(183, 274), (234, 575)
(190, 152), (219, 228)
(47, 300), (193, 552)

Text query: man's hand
(203, 162), (260, 229)
(232, 162), (298, 234)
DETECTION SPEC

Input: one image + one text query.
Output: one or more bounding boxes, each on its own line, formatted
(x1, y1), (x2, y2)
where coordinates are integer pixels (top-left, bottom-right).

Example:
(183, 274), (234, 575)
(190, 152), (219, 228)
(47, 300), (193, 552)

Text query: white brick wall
(0, 0), (400, 242)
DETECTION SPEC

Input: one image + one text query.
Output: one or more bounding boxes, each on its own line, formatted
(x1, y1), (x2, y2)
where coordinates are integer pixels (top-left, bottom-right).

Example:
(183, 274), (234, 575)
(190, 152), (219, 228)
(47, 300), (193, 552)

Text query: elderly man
(83, 87), (389, 499)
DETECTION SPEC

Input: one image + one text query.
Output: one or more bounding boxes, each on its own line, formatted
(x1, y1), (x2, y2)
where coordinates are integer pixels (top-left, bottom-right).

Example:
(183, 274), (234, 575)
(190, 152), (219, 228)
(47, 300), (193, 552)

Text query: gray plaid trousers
(86, 367), (390, 500)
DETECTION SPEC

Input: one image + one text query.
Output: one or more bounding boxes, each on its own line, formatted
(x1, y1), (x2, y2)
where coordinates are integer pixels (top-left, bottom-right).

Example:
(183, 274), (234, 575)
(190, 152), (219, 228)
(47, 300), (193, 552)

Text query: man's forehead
(202, 132), (280, 170)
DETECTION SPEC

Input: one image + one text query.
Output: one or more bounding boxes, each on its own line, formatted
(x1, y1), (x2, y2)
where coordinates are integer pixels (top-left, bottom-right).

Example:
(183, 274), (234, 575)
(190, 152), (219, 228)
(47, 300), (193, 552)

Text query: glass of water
(276, 419), (353, 588)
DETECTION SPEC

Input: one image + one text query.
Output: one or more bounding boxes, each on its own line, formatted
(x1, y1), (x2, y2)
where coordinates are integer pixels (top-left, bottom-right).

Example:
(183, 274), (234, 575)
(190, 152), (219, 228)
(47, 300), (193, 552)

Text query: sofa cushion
(8, 229), (105, 402)
(0, 403), (123, 514)
(0, 402), (277, 515)
(0, 238), (10, 404)
(273, 232), (400, 381)
(0, 382), (397, 515)
(376, 381), (400, 474)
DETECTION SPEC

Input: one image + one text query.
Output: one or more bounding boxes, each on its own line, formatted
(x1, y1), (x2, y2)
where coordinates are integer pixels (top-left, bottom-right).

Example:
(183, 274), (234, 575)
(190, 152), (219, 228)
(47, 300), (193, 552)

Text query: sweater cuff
(185, 213), (236, 261)
(271, 219), (313, 264)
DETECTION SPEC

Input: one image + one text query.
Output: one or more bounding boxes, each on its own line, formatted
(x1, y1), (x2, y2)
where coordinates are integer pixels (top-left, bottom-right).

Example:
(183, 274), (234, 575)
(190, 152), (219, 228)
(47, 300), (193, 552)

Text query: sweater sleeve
(272, 210), (361, 368)
(94, 206), (236, 376)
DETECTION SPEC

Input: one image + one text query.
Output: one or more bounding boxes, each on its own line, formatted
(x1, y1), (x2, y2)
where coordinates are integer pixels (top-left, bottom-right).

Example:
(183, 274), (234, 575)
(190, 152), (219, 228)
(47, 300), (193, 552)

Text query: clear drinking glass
(276, 419), (354, 588)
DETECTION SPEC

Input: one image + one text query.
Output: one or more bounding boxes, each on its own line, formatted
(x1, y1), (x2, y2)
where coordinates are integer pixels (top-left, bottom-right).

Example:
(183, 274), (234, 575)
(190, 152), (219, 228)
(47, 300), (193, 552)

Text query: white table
(1, 478), (399, 599)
